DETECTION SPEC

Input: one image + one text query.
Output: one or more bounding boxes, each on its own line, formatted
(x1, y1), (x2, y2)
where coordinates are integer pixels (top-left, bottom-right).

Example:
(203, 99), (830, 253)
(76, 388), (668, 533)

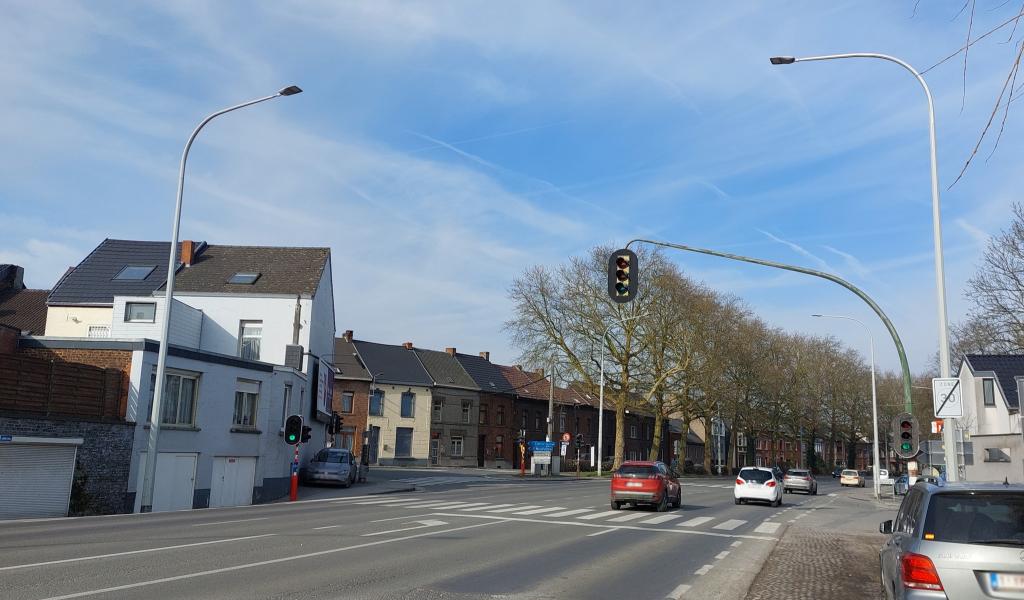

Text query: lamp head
(278, 85), (303, 96)
(770, 56), (796, 65)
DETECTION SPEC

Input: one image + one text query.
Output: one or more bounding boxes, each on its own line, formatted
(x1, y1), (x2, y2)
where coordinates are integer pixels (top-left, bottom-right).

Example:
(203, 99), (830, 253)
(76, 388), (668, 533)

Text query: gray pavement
(0, 470), (857, 600)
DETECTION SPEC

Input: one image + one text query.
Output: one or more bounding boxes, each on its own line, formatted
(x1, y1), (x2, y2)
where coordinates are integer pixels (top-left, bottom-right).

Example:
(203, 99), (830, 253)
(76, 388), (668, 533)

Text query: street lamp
(771, 52), (956, 481)
(140, 86), (304, 513)
(597, 312), (648, 476)
(813, 313), (882, 499)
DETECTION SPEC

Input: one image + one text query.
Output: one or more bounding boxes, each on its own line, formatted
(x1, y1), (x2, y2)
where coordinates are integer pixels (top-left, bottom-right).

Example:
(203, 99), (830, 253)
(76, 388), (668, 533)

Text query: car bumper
(612, 490), (661, 503)
(784, 480), (812, 491)
(306, 471), (350, 483)
(735, 486), (777, 501)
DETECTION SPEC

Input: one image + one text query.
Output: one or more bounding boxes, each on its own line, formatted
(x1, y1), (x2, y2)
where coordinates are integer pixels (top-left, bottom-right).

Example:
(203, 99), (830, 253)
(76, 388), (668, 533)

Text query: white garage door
(210, 456), (256, 508)
(135, 452), (197, 513)
(0, 443), (79, 519)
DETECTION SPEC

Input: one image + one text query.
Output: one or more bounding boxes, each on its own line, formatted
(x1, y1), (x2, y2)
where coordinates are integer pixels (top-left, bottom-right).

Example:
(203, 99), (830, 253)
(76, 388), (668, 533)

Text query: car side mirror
(879, 520), (893, 534)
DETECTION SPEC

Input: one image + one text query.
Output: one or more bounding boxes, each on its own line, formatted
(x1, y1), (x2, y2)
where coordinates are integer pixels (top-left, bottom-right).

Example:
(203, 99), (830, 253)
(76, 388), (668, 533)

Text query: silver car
(304, 448), (357, 487)
(783, 469), (817, 495)
(879, 481), (1024, 599)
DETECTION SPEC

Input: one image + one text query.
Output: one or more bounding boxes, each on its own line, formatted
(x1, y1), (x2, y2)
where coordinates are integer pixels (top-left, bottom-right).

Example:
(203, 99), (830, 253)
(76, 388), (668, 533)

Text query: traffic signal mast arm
(626, 238), (913, 412)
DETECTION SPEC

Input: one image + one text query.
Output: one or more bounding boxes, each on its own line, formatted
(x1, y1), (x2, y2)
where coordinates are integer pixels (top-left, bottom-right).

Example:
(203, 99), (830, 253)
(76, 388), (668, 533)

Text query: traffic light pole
(290, 443), (300, 502)
(626, 238), (914, 413)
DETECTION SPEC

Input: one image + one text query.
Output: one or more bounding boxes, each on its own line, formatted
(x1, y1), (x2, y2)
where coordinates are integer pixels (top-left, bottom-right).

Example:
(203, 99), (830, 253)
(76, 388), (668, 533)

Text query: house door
(477, 435), (486, 467)
(368, 426), (380, 464)
(210, 457), (256, 508)
(429, 439), (439, 465)
(135, 452), (196, 513)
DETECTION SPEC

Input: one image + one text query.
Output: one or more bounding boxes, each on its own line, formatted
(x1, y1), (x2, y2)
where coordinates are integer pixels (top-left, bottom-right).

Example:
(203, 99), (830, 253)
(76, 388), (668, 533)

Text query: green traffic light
(288, 434), (296, 442)
(615, 282), (628, 294)
(901, 443), (912, 451)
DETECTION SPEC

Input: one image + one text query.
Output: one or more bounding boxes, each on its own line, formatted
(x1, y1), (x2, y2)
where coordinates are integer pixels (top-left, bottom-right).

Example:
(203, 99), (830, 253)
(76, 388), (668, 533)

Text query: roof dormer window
(113, 265), (156, 280)
(227, 272), (260, 284)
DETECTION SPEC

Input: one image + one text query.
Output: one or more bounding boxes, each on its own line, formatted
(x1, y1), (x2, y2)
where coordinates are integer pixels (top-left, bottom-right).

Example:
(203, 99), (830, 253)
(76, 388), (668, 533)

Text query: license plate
(626, 482), (642, 488)
(991, 573), (1024, 591)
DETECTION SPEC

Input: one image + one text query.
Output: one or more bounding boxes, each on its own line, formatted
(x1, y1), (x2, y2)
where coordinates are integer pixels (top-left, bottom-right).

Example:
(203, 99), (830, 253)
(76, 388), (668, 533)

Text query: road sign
(0, 435), (11, 442)
(932, 378), (963, 418)
(533, 451), (552, 465)
(528, 440), (558, 452)
(561, 432), (571, 443)
(931, 419), (944, 434)
(560, 442), (568, 456)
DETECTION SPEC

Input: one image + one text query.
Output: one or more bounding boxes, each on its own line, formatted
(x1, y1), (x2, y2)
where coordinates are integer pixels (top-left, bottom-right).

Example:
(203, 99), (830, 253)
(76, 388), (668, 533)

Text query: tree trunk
(648, 410), (664, 462)
(613, 398), (626, 471)
(702, 415), (713, 473)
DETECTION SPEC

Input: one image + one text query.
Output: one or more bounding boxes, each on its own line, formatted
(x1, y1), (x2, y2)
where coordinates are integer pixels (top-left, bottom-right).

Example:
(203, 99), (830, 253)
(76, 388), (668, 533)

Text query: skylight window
(113, 265), (156, 280)
(227, 272), (260, 284)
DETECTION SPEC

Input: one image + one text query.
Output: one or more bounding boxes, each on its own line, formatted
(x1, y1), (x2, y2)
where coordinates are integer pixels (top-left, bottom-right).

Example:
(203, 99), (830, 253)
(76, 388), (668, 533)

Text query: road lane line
(512, 506), (567, 515)
(713, 519), (746, 530)
(578, 510), (621, 520)
(754, 522), (780, 534)
(0, 534), (276, 572)
(37, 521), (505, 600)
(487, 505), (540, 513)
(191, 517), (268, 527)
(639, 514), (683, 525)
(694, 564), (714, 576)
(313, 525), (339, 530)
(666, 583), (691, 599)
(460, 504), (514, 512)
(418, 502), (483, 510)
(677, 516), (714, 527)
(715, 551), (730, 560)
(731, 540), (743, 547)
(369, 514), (435, 523)
(606, 512), (652, 523)
(361, 519), (448, 537)
(353, 499), (421, 505)
(546, 508), (592, 518)
(586, 527), (619, 537)
(399, 501), (455, 509)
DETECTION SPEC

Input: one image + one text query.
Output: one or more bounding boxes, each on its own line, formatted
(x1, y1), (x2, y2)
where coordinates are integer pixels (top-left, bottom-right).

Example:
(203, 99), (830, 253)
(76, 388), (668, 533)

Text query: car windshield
(739, 469), (772, 483)
(314, 450), (349, 464)
(842, 470), (858, 476)
(787, 470), (808, 476)
(617, 465), (656, 477)
(922, 492), (1024, 545)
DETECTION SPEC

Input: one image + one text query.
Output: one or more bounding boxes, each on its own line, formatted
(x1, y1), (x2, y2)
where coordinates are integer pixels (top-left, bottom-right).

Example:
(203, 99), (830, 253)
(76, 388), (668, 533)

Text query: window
(462, 401), (471, 423)
(227, 272), (260, 284)
(148, 371), (198, 426)
(395, 427), (413, 457)
(340, 391), (353, 413)
(401, 392), (415, 418)
(645, 425), (651, 440)
(125, 302), (156, 323)
(113, 265), (155, 280)
(737, 433), (746, 448)
(983, 378), (996, 406)
(922, 492), (1024, 543)
(984, 447), (1012, 462)
(233, 379), (260, 428)
(495, 435), (503, 456)
(558, 412), (565, 432)
(630, 425), (638, 439)
(479, 404), (488, 425)
(238, 321), (262, 360)
(450, 436), (464, 457)
(587, 417), (592, 434)
(369, 389), (384, 416)
(87, 325), (110, 338)
(496, 405), (504, 425)
(432, 398), (442, 420)
(281, 384), (292, 427)
(535, 411), (542, 431)
(521, 412), (527, 429)
(339, 426), (356, 450)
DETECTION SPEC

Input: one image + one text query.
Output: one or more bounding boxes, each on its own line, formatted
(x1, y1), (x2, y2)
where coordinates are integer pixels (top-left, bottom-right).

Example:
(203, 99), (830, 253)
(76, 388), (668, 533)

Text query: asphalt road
(0, 472), (845, 600)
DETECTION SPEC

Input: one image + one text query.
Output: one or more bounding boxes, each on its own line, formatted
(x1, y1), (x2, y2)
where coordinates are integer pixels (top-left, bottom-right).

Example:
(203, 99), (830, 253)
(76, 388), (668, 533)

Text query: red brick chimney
(479, 351), (490, 361)
(343, 330), (353, 342)
(445, 347), (456, 356)
(403, 342), (414, 350)
(534, 368), (544, 377)
(181, 240), (195, 266)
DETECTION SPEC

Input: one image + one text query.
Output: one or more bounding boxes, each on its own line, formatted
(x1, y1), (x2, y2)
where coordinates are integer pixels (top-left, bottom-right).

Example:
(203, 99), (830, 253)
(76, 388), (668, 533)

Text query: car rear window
(739, 469), (772, 483)
(617, 465), (656, 477)
(922, 492), (1024, 545)
(842, 470), (858, 476)
(314, 449), (349, 463)
(787, 470), (809, 476)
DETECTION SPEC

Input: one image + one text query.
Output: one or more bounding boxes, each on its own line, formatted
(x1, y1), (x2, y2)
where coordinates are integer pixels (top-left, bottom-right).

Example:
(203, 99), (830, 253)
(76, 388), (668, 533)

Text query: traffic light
(301, 425), (313, 444)
(327, 411), (343, 435)
(892, 413), (920, 460)
(607, 249), (638, 304)
(575, 433), (583, 449)
(284, 415), (302, 445)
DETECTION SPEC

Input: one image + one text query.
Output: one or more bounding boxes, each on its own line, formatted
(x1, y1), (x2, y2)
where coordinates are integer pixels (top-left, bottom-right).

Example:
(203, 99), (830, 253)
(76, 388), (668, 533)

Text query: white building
(958, 354), (1024, 483)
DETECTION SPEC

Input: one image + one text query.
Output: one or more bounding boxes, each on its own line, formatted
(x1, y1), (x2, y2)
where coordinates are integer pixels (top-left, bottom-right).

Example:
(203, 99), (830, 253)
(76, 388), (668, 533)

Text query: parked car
(304, 448), (357, 487)
(879, 481), (1024, 599)
(783, 469), (818, 495)
(840, 469), (865, 488)
(832, 467), (844, 478)
(894, 474), (909, 496)
(611, 461), (681, 512)
(734, 466), (783, 507)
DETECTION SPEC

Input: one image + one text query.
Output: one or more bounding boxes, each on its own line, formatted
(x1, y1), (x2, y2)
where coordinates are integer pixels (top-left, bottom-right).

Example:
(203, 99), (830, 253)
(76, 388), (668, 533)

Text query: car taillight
(765, 480), (776, 487)
(735, 478), (744, 485)
(900, 552), (943, 591)
(612, 472), (622, 479)
(803, 476), (811, 481)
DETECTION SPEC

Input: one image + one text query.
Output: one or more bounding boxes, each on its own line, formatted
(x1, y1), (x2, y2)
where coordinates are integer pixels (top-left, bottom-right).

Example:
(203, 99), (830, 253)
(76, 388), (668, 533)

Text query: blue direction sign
(528, 441), (557, 452)
(0, 435), (12, 442)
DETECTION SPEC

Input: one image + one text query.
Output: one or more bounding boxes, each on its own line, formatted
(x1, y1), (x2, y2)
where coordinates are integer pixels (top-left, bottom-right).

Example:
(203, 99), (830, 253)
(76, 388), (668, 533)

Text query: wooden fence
(0, 354), (123, 421)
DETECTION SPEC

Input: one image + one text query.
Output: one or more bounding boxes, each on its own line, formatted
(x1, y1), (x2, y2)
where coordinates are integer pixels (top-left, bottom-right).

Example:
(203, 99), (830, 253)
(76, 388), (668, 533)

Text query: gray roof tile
(333, 337), (371, 381)
(964, 354), (1024, 410)
(352, 341), (433, 386)
(47, 239), (179, 305)
(454, 353), (513, 393)
(165, 245), (329, 296)
(0, 289), (48, 334)
(414, 348), (478, 390)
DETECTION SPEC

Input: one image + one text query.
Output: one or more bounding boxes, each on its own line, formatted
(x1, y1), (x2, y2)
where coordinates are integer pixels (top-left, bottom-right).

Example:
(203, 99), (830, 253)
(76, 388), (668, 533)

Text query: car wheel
(656, 493), (668, 512)
(672, 489), (681, 509)
(734, 497), (741, 505)
(611, 500), (621, 510)
(812, 487), (817, 495)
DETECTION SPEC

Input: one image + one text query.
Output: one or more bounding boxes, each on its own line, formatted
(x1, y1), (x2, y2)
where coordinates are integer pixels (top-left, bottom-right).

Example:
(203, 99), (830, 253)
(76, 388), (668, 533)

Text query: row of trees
(507, 246), (935, 473)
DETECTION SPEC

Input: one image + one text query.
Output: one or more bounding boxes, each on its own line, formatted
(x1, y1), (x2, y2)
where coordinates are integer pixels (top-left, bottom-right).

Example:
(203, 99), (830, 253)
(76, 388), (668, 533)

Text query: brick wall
(19, 347), (132, 418)
(333, 379), (369, 454)
(0, 416), (135, 515)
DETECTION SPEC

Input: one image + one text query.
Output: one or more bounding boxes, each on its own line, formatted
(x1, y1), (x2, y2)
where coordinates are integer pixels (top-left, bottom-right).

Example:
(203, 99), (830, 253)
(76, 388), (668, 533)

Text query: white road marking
(37, 521), (504, 600)
(715, 551), (730, 560)
(606, 512), (653, 523)
(487, 505), (540, 513)
(731, 540), (743, 547)
(313, 525), (339, 530)
(640, 514), (684, 525)
(666, 583), (691, 599)
(369, 514), (434, 523)
(694, 564), (714, 576)
(0, 534), (276, 572)
(678, 516), (714, 527)
(828, 493), (837, 497)
(713, 519), (746, 531)
(353, 498), (421, 505)
(400, 501), (456, 509)
(578, 510), (621, 520)
(545, 508), (593, 518)
(460, 504), (515, 512)
(754, 522), (780, 534)
(422, 502), (483, 510)
(586, 527), (619, 537)
(191, 517), (268, 527)
(361, 519), (449, 537)
(513, 506), (567, 515)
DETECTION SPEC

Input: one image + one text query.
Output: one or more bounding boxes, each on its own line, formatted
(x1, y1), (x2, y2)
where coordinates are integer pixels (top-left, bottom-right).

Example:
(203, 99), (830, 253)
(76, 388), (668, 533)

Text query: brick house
(332, 332), (370, 456)
(414, 346), (480, 468)
(454, 350), (515, 468)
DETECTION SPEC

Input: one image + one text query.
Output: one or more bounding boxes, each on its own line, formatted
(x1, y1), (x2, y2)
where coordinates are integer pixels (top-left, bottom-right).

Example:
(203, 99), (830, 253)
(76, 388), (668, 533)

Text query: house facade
(456, 351), (516, 468)
(958, 354), (1024, 483)
(332, 331), (371, 455)
(415, 347), (480, 467)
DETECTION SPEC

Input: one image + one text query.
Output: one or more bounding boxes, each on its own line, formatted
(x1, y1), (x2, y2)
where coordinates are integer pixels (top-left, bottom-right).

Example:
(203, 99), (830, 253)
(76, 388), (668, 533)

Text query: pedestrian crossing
(392, 476), (494, 488)
(337, 496), (791, 536)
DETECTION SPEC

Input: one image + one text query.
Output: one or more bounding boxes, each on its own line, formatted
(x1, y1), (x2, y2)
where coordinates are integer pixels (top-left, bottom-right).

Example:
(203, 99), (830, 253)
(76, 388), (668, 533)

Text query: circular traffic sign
(561, 432), (571, 442)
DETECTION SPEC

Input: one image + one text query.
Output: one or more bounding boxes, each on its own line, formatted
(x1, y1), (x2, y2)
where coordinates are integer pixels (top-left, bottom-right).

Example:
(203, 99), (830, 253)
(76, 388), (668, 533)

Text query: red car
(610, 460), (681, 511)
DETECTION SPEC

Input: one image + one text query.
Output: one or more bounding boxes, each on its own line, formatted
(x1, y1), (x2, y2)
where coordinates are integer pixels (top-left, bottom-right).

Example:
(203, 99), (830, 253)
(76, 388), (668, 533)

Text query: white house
(958, 354), (1024, 483)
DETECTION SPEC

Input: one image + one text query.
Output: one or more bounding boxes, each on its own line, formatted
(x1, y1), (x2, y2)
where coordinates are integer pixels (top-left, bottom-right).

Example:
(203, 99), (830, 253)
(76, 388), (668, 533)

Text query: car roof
(739, 466), (772, 471)
(621, 460), (658, 466)
(915, 481), (1024, 493)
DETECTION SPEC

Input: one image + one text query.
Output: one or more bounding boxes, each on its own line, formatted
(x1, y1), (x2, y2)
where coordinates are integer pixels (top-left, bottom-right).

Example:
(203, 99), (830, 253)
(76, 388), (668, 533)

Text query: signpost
(561, 432), (571, 443)
(932, 378), (963, 419)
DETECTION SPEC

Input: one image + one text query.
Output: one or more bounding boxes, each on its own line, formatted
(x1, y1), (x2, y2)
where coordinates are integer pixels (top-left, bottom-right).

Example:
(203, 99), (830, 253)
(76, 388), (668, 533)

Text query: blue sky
(2, 2), (1022, 373)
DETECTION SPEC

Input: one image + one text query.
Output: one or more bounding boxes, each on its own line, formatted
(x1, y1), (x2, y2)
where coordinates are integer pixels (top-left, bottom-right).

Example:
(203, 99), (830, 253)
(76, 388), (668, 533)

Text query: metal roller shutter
(0, 444), (78, 519)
